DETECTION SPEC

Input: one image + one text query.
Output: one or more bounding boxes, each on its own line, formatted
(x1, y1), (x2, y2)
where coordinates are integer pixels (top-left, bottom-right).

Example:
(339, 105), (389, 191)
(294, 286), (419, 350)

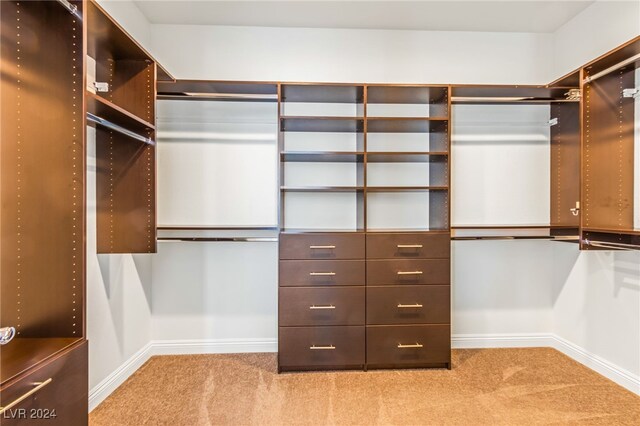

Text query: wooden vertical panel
(583, 68), (635, 231)
(0, 1), (85, 337)
(550, 102), (580, 227)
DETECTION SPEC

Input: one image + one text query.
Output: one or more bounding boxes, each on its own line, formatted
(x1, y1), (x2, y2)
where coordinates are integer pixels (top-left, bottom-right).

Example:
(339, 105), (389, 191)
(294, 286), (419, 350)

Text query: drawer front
(366, 325), (450, 367)
(367, 259), (450, 285)
(279, 233), (365, 260)
(367, 286), (450, 325)
(279, 260), (365, 287)
(0, 341), (87, 426)
(279, 326), (365, 369)
(366, 233), (450, 259)
(279, 287), (365, 326)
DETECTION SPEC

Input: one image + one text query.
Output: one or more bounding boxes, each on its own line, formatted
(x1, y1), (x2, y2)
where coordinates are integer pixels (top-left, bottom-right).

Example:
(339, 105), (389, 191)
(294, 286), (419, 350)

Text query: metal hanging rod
(158, 93), (278, 102)
(87, 113), (155, 146)
(157, 237), (278, 243)
(452, 235), (579, 241)
(584, 240), (640, 250)
(583, 52), (640, 84)
(56, 0), (82, 20)
(451, 97), (578, 103)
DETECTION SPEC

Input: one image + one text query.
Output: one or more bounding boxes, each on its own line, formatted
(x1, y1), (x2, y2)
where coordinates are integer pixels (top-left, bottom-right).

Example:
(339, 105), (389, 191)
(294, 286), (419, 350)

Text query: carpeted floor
(90, 348), (640, 425)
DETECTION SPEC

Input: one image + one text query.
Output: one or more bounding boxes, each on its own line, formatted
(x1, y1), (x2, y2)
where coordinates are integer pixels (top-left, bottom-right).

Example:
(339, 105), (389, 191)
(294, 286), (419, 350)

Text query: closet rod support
(56, 0), (82, 19)
(583, 53), (640, 84)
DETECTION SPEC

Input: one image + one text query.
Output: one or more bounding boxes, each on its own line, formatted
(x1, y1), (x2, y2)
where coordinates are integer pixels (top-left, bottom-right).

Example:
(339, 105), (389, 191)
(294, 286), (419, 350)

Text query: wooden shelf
(87, 92), (155, 132)
(281, 151), (365, 162)
(281, 186), (365, 193)
(366, 152), (448, 162)
(282, 84), (364, 103)
(157, 80), (278, 102)
(367, 85), (448, 104)
(583, 36), (640, 78)
(367, 186), (448, 192)
(281, 116), (364, 132)
(1, 337), (83, 385)
(582, 227), (640, 236)
(451, 226), (578, 240)
(451, 85), (577, 104)
(366, 228), (450, 233)
(366, 117), (448, 133)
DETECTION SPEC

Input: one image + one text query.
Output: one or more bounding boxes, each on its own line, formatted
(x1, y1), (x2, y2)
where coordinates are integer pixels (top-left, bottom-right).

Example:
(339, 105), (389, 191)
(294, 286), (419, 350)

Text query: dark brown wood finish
(582, 67), (635, 231)
(0, 0), (85, 340)
(279, 326), (365, 369)
(366, 324), (451, 367)
(366, 232), (450, 259)
(279, 287), (365, 326)
(551, 102), (581, 228)
(366, 286), (450, 325)
(279, 260), (365, 286)
(279, 233), (365, 260)
(367, 259), (450, 286)
(0, 341), (88, 426)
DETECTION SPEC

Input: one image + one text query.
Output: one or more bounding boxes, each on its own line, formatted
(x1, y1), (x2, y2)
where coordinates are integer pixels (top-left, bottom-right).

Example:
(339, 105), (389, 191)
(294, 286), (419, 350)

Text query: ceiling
(133, 0), (596, 33)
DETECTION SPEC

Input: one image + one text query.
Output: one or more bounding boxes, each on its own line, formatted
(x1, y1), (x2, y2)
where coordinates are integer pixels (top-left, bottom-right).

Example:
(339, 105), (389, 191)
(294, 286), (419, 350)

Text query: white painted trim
(151, 338), (278, 355)
(452, 333), (555, 348)
(551, 335), (640, 395)
(88, 342), (154, 412)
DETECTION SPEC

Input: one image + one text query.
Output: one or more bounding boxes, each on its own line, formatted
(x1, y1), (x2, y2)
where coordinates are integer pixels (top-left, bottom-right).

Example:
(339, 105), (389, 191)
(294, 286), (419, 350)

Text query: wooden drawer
(279, 287), (365, 326)
(0, 341), (87, 425)
(279, 326), (365, 370)
(279, 260), (365, 287)
(367, 286), (450, 325)
(366, 325), (450, 367)
(279, 233), (365, 260)
(367, 259), (450, 285)
(366, 232), (450, 259)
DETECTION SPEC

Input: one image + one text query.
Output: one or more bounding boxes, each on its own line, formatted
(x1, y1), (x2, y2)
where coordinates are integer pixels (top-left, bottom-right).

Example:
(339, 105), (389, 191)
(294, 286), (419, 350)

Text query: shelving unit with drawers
(277, 84), (451, 371)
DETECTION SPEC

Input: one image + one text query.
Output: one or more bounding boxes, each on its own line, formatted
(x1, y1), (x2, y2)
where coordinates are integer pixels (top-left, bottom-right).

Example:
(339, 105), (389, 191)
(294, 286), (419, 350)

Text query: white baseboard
(89, 334), (639, 412)
(152, 338), (278, 356)
(452, 333), (555, 349)
(551, 335), (640, 395)
(88, 342), (154, 412)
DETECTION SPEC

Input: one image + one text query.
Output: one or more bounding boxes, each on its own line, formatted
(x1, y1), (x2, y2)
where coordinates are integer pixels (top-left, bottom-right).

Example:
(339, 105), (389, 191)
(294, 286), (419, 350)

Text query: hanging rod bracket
(93, 82), (110, 93)
(564, 89), (581, 101)
(56, 0), (82, 19)
(548, 118), (558, 126)
(622, 88), (640, 99)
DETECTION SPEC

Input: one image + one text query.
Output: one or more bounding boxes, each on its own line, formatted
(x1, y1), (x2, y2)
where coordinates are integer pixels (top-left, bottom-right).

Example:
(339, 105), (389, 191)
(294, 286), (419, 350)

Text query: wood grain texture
(279, 287), (365, 327)
(279, 260), (365, 287)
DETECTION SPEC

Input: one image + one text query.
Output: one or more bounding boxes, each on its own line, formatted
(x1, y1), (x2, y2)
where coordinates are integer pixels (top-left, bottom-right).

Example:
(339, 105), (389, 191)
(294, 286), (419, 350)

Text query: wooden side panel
(583, 68), (635, 230)
(96, 128), (156, 253)
(550, 102), (580, 227)
(0, 0), (85, 337)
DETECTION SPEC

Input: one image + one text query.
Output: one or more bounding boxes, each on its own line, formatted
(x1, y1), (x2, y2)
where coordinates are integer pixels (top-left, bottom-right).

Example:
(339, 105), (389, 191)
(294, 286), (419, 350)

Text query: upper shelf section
(157, 80), (278, 102)
(282, 84), (365, 103)
(86, 0), (173, 81)
(367, 85), (448, 104)
(451, 85), (580, 104)
(583, 35), (640, 82)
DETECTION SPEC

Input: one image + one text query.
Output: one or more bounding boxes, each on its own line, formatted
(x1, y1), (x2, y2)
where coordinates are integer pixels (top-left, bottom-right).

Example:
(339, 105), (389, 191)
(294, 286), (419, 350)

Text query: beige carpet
(90, 348), (640, 425)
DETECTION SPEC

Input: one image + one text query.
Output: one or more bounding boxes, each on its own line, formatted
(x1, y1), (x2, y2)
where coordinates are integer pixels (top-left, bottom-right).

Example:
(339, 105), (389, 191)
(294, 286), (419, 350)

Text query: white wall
(150, 24), (552, 84)
(86, 128), (153, 391)
(553, 0), (640, 78)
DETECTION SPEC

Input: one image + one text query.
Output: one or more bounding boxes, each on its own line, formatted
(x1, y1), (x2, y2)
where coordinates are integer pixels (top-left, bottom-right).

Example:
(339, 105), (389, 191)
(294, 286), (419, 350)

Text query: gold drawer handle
(309, 304), (336, 310)
(397, 343), (423, 349)
(397, 244), (423, 248)
(310, 345), (336, 350)
(309, 272), (336, 276)
(397, 271), (423, 275)
(397, 303), (423, 308)
(310, 245), (336, 249)
(0, 378), (53, 415)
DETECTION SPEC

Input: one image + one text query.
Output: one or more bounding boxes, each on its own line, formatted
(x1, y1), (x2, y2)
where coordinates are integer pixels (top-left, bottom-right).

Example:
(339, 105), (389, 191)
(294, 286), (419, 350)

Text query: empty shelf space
(281, 116), (365, 132)
(367, 117), (448, 133)
(582, 227), (640, 236)
(282, 84), (364, 103)
(366, 152), (448, 162)
(157, 80), (278, 102)
(1, 337), (83, 385)
(281, 186), (365, 192)
(280, 228), (365, 234)
(281, 151), (365, 162)
(367, 186), (448, 192)
(367, 85), (448, 104)
(87, 93), (155, 132)
(451, 85), (578, 104)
